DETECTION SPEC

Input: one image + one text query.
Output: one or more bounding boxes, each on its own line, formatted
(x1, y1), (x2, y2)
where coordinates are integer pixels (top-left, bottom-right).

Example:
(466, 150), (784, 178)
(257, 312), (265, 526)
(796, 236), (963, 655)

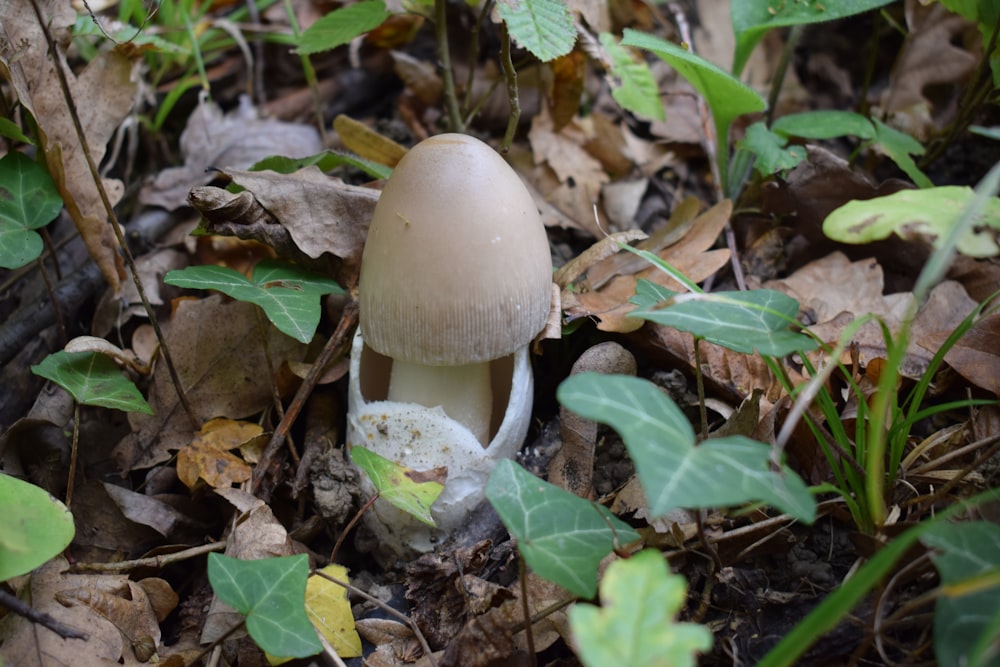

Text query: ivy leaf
(207, 553), (322, 659)
(0, 151), (63, 270)
(164, 259), (343, 343)
(0, 473), (75, 581)
(557, 373), (816, 523)
(486, 459), (640, 598)
(496, 0), (576, 62)
(31, 351), (153, 414)
(350, 446), (444, 526)
(629, 280), (817, 356)
(569, 550), (712, 667)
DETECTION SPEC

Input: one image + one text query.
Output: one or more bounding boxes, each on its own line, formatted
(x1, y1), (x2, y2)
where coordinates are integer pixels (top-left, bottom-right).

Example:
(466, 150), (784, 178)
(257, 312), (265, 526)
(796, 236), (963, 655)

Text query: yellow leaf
(306, 564), (362, 658)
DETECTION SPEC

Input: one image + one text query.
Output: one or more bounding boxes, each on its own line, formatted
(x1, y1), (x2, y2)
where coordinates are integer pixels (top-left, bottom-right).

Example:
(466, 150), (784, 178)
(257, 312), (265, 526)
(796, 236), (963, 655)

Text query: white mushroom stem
(387, 359), (492, 447)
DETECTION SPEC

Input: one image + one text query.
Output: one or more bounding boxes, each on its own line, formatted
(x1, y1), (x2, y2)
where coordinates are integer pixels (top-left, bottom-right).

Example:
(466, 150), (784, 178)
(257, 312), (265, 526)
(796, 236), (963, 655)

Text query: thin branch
(0, 588), (88, 640)
(435, 0), (465, 133)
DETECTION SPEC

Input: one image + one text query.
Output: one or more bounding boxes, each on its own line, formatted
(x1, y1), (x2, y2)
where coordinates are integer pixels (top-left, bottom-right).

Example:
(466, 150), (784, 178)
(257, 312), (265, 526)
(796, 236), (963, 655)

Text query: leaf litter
(1, 0), (999, 665)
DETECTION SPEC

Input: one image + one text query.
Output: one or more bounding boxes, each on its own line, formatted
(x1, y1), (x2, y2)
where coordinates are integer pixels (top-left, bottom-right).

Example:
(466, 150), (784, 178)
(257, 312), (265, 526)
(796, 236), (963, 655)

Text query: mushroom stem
(387, 359), (492, 446)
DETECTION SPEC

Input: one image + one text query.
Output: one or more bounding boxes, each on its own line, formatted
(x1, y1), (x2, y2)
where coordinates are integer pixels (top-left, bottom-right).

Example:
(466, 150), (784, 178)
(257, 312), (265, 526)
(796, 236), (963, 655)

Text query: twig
(69, 541), (227, 573)
(29, 0), (198, 426)
(435, 0), (465, 133)
(499, 23), (519, 153)
(0, 588), (88, 640)
(252, 300), (359, 499)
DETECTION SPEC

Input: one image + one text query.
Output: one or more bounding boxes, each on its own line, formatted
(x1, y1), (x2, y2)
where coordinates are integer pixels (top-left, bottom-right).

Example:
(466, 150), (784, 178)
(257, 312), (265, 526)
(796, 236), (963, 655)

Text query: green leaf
(486, 459), (640, 598)
(0, 118), (35, 145)
(569, 550), (712, 667)
(31, 351), (153, 414)
(971, 125), (1000, 141)
(870, 119), (933, 188)
(923, 521), (1000, 667)
(621, 29), (766, 195)
(771, 110), (877, 141)
(629, 280), (818, 356)
(251, 150), (392, 181)
(600, 33), (665, 121)
(731, 0), (895, 75)
(207, 553), (322, 659)
(0, 151), (63, 270)
(740, 121), (807, 176)
(0, 473), (75, 581)
(823, 186), (1000, 257)
(496, 0), (577, 62)
(164, 260), (343, 343)
(297, 0), (390, 55)
(350, 446), (443, 526)
(557, 373), (816, 523)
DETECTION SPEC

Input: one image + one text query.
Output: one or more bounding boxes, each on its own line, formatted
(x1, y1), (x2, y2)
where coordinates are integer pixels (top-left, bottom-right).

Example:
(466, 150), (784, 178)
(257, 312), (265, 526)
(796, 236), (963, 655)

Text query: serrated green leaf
(740, 121), (806, 176)
(569, 550), (712, 667)
(621, 29), (766, 195)
(557, 373), (816, 522)
(731, 0), (895, 75)
(207, 553), (322, 659)
(922, 521), (1000, 667)
(0, 473), (75, 581)
(600, 33), (665, 121)
(31, 351), (153, 414)
(164, 260), (343, 343)
(496, 0), (576, 62)
(823, 187), (1000, 257)
(629, 280), (817, 356)
(350, 446), (443, 526)
(486, 459), (640, 598)
(0, 151), (63, 270)
(297, 0), (390, 55)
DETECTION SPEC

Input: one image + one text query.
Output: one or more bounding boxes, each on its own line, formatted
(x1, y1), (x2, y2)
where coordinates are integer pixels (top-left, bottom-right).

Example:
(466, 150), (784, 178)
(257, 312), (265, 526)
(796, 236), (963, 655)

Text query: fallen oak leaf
(176, 418), (263, 489)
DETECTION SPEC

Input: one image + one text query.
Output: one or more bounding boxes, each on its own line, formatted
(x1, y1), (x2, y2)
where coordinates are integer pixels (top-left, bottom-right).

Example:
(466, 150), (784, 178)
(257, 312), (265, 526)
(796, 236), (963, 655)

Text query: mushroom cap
(358, 133), (552, 365)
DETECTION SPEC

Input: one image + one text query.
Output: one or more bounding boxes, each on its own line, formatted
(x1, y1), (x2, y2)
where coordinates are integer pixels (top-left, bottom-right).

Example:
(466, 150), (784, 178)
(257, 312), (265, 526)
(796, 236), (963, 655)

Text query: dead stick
(252, 300), (359, 499)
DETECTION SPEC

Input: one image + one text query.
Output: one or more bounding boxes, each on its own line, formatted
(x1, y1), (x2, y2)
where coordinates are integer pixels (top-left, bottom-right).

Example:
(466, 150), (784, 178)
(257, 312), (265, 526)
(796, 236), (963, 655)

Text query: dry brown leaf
(921, 311), (1000, 396)
(549, 50), (587, 130)
(101, 482), (198, 538)
(0, 558), (157, 666)
(139, 96), (322, 210)
(113, 295), (307, 471)
(176, 418), (262, 489)
(1, 0), (135, 292)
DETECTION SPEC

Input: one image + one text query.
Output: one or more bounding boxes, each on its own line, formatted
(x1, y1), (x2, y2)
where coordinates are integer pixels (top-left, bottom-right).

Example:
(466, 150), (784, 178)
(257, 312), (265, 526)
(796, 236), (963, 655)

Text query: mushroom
(347, 133), (552, 555)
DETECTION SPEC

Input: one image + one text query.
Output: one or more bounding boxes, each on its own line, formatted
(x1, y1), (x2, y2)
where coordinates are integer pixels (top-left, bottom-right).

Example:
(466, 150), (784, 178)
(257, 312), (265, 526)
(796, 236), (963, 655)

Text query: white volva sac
(346, 133), (552, 558)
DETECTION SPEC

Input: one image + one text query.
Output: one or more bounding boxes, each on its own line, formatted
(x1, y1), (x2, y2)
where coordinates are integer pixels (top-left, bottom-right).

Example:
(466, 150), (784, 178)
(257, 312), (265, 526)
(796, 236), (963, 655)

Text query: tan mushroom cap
(358, 133), (552, 365)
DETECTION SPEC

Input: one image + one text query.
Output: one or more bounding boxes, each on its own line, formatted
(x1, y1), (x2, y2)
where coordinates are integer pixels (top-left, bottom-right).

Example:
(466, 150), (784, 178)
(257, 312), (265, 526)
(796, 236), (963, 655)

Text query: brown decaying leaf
(548, 50), (587, 131)
(921, 311), (1000, 396)
(176, 418), (263, 489)
(334, 114), (408, 167)
(563, 199), (732, 332)
(139, 96), (322, 211)
(113, 295), (307, 471)
(1, 0), (135, 292)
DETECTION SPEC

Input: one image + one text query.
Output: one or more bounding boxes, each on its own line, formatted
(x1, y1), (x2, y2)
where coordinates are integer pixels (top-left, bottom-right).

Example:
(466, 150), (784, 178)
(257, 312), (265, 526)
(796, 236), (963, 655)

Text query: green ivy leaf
(0, 151), (63, 270)
(496, 0), (576, 62)
(0, 473), (75, 581)
(350, 446), (443, 526)
(823, 186), (1000, 257)
(207, 553), (322, 659)
(731, 0), (895, 75)
(486, 459), (640, 598)
(557, 373), (816, 523)
(32, 351), (153, 414)
(569, 550), (712, 667)
(297, 0), (390, 55)
(629, 280), (817, 356)
(600, 33), (665, 121)
(164, 260), (343, 343)
(922, 521), (1000, 667)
